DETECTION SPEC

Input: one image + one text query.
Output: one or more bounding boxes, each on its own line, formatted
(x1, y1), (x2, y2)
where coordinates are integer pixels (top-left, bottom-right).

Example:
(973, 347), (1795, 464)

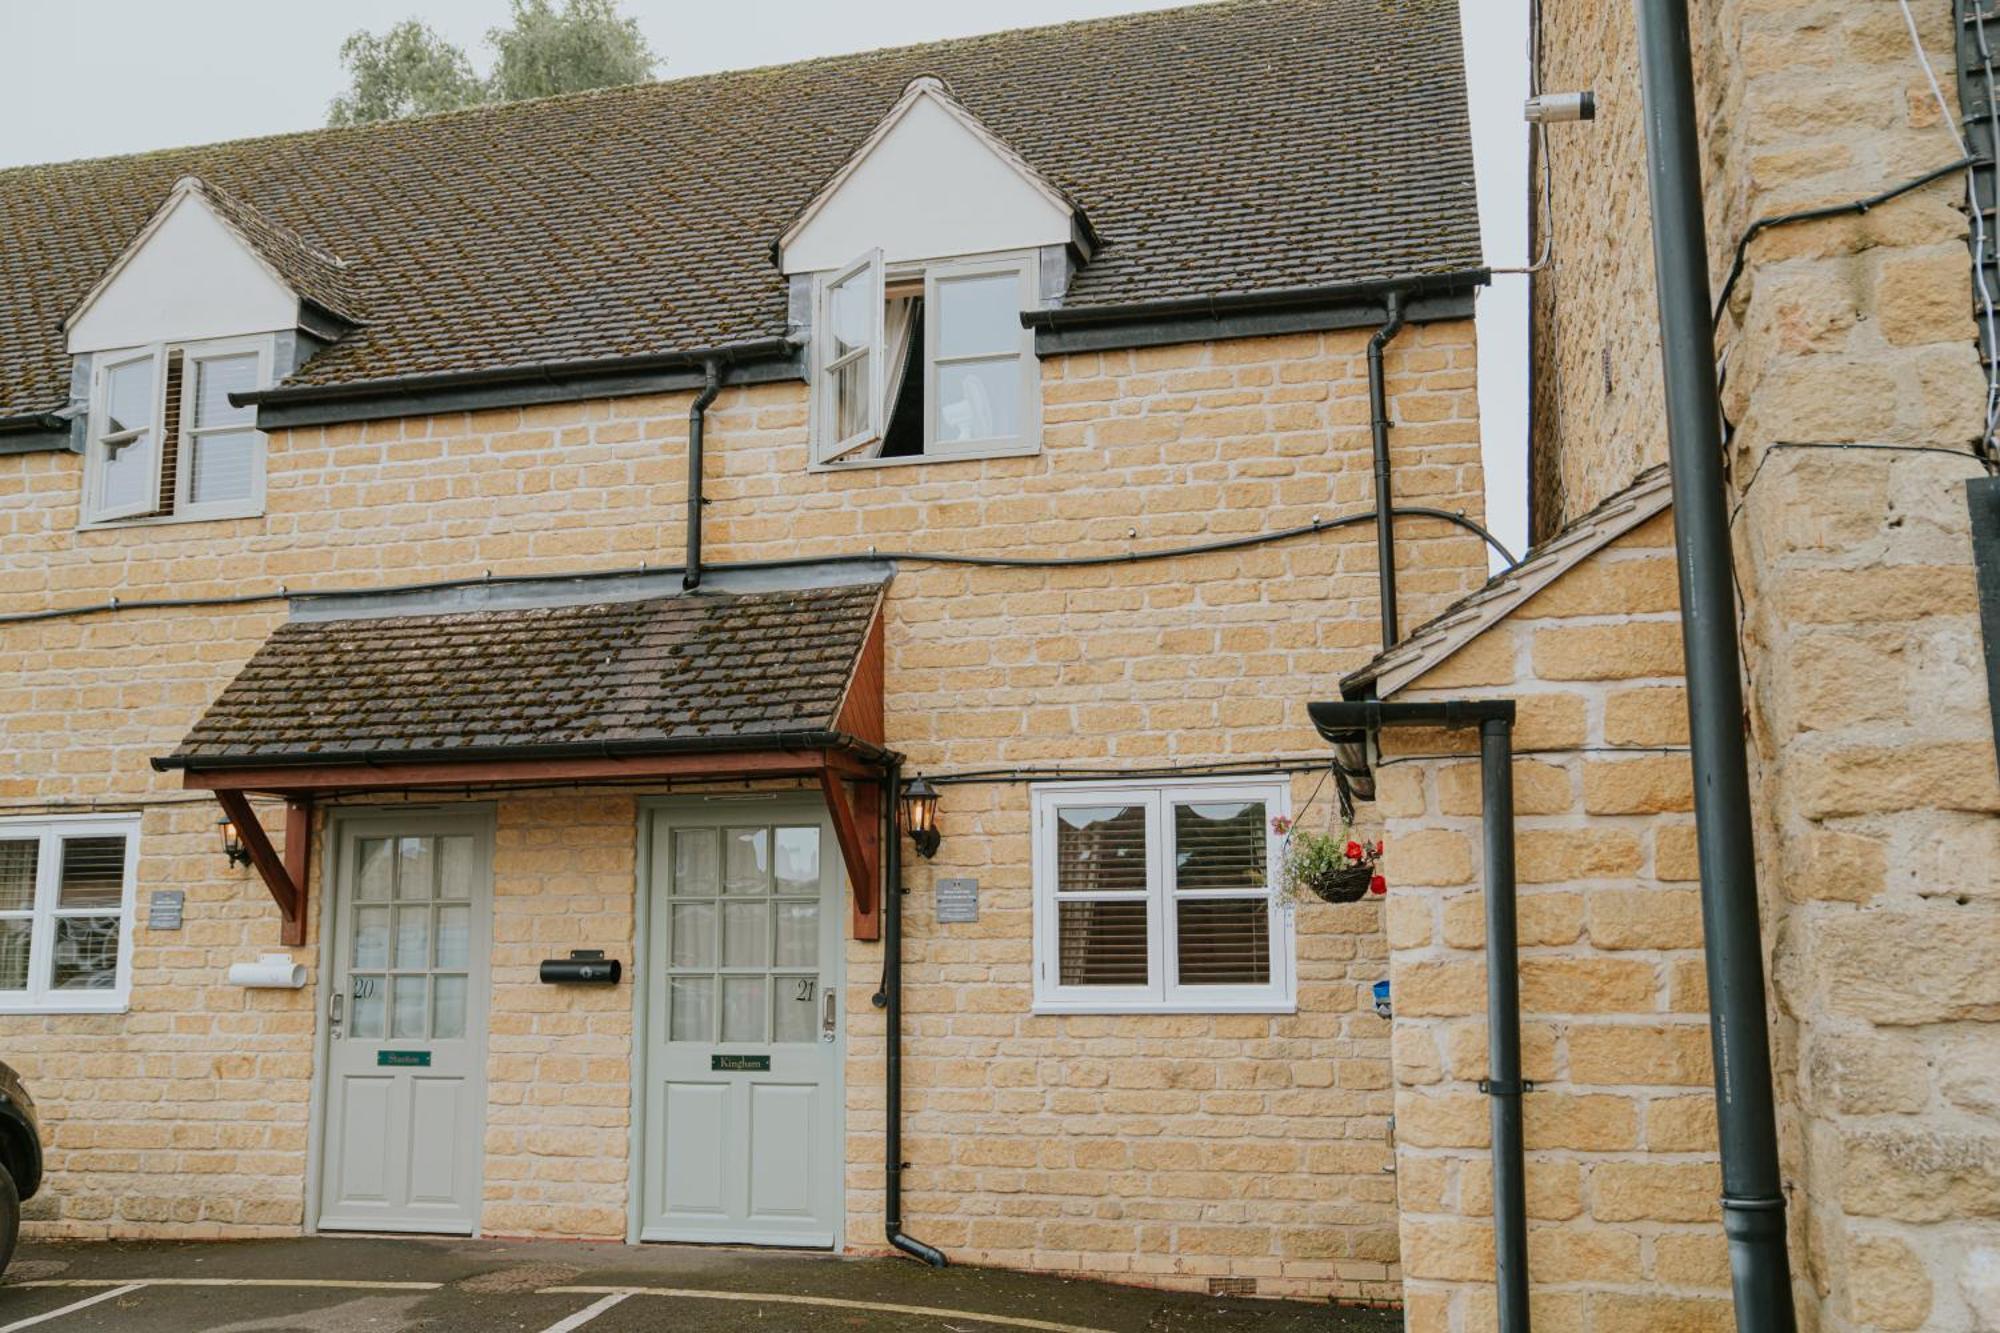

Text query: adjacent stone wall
(1374, 512), (1734, 1331)
(0, 325), (1488, 1299)
(1533, 1), (2000, 1325)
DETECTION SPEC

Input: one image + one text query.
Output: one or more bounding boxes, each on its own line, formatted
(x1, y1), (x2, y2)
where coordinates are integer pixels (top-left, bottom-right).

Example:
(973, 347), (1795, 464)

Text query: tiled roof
(1344, 466), (1676, 698)
(0, 0), (1480, 419)
(190, 178), (362, 324)
(159, 582), (887, 768)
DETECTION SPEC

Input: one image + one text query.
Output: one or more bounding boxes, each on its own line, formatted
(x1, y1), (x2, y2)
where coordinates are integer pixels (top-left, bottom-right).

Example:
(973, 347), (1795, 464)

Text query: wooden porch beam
(818, 768), (880, 942)
(282, 797), (313, 947)
(216, 789), (305, 943)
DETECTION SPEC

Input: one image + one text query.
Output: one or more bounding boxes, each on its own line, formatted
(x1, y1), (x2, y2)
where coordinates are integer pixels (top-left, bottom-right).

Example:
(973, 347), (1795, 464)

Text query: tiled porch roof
(156, 580), (888, 770)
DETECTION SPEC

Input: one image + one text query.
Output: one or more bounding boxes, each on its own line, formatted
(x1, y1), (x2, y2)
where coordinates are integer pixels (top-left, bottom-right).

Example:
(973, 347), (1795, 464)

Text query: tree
(327, 21), (486, 127)
(487, 0), (658, 105)
(327, 0), (659, 127)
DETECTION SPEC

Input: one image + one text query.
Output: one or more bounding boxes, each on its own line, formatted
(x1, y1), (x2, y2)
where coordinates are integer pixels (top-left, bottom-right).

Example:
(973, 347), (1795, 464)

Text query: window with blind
(1031, 779), (1293, 1013)
(83, 336), (270, 525)
(0, 816), (139, 1013)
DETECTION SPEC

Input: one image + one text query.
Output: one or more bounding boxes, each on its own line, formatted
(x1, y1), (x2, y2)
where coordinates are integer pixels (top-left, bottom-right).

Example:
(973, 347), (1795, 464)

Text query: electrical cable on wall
(1901, 0), (2000, 459)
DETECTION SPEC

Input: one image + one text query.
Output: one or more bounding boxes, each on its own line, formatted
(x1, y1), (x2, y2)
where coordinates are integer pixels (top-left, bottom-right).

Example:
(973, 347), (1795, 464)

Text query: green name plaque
(377, 1050), (431, 1067)
(711, 1054), (770, 1072)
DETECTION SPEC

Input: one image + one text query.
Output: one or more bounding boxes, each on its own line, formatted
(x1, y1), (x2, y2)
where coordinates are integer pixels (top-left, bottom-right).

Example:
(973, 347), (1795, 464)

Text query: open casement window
(0, 816), (139, 1014)
(1031, 779), (1294, 1014)
(82, 336), (270, 525)
(813, 251), (1039, 466)
(814, 249), (885, 463)
(88, 346), (166, 520)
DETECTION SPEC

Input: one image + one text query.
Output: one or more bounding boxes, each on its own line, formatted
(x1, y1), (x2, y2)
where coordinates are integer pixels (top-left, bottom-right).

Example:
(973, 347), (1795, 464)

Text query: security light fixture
(218, 817), (251, 869)
(899, 777), (941, 859)
(1524, 91), (1596, 123)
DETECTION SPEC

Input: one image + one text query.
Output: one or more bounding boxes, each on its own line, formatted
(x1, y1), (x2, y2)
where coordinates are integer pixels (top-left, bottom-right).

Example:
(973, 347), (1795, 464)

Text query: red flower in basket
(1369, 875), (1387, 896)
(1344, 840), (1363, 860)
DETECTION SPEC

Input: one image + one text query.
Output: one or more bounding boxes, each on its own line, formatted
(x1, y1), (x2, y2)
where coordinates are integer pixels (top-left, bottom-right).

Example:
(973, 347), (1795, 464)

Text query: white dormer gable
(66, 179), (303, 355)
(779, 77), (1081, 275)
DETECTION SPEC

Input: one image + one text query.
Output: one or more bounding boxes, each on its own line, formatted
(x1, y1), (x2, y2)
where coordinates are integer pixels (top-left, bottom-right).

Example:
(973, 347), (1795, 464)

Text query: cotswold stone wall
(0, 326), (1487, 1299)
(1374, 513), (1737, 1332)
(1533, 1), (2000, 1327)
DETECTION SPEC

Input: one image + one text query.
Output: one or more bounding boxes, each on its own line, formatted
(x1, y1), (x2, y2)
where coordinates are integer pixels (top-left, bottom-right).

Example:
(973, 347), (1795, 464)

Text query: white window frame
(0, 814), (141, 1015)
(81, 335), (272, 528)
(1030, 776), (1295, 1015)
(85, 344), (166, 522)
(811, 248), (885, 465)
(173, 335), (272, 523)
(810, 249), (1041, 469)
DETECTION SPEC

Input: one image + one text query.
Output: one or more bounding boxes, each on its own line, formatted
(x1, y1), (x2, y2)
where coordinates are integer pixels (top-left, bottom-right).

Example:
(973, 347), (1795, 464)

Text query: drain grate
(1206, 1276), (1257, 1297)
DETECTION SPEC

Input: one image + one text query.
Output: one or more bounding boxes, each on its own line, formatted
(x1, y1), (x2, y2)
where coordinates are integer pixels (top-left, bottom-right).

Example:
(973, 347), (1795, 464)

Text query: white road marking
(0, 1283), (146, 1332)
(540, 1285), (1118, 1333)
(534, 1291), (632, 1333)
(9, 1272), (448, 1280)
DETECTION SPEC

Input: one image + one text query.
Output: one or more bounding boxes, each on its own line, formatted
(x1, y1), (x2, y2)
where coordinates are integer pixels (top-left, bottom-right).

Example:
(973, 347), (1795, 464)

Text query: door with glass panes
(642, 801), (843, 1246)
(318, 812), (491, 1234)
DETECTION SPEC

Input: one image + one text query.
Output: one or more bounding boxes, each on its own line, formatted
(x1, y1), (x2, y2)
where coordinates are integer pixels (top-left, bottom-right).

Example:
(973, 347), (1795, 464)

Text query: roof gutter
(231, 337), (799, 426)
(1022, 266), (1487, 335)
(0, 410), (66, 434)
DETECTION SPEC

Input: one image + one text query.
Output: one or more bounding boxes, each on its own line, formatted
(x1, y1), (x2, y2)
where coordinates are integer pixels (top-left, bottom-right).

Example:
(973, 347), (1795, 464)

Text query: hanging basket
(1303, 862), (1375, 904)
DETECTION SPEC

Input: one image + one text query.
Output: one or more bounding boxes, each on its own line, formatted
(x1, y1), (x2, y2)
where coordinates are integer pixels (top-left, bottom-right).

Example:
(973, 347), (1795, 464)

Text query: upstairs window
(84, 336), (269, 525)
(812, 250), (1039, 466)
(1030, 779), (1295, 1014)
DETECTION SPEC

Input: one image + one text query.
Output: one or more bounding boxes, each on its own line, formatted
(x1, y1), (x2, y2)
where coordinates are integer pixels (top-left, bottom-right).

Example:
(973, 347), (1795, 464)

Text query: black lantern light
(898, 776), (941, 859)
(218, 816), (252, 869)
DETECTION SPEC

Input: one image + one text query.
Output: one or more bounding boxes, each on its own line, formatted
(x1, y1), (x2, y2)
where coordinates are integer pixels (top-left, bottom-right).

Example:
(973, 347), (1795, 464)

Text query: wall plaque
(146, 890), (185, 931)
(936, 878), (979, 924)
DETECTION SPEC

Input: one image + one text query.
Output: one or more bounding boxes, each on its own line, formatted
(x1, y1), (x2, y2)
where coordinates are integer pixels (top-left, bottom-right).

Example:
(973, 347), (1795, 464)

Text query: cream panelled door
(642, 801), (844, 1247)
(318, 813), (492, 1234)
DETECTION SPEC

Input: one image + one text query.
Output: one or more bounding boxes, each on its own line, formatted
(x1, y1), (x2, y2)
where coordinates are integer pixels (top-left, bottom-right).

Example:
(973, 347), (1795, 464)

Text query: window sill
(0, 998), (130, 1016)
(78, 506), (265, 532)
(1031, 998), (1297, 1016)
(808, 439), (1041, 473)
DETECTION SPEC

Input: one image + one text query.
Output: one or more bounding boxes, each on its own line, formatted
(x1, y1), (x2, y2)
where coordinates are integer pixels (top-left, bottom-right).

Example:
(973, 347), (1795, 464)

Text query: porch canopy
(153, 578), (893, 945)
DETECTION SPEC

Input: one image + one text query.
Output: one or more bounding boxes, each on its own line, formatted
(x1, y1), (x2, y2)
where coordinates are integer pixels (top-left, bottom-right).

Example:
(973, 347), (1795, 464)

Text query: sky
(0, 1), (1532, 563)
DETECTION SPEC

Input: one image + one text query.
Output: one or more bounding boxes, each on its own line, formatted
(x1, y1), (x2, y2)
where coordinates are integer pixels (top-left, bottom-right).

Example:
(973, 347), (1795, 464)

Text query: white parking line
(0, 1283), (146, 1332)
(540, 1285), (1118, 1333)
(535, 1291), (632, 1333)
(9, 1272), (442, 1280)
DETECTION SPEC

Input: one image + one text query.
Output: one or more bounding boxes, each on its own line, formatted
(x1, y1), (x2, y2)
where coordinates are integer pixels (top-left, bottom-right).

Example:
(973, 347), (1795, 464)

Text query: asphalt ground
(0, 1237), (1402, 1333)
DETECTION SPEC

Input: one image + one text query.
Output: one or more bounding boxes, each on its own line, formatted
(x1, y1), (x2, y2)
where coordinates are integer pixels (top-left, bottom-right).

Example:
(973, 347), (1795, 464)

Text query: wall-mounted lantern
(218, 817), (252, 869)
(899, 777), (941, 859)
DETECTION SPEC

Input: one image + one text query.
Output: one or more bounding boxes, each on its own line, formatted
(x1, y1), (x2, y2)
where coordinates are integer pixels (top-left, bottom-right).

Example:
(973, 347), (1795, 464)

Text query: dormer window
(779, 77), (1088, 470)
(812, 250), (1039, 465)
(83, 336), (270, 526)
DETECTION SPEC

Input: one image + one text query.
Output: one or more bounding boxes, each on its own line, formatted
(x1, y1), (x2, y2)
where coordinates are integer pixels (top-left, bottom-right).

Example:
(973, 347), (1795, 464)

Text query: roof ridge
(0, 0), (1312, 178)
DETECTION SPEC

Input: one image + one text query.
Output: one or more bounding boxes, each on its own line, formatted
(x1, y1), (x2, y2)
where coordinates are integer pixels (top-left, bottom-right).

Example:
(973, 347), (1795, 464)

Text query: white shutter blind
(1171, 801), (1271, 987)
(1054, 804), (1149, 986)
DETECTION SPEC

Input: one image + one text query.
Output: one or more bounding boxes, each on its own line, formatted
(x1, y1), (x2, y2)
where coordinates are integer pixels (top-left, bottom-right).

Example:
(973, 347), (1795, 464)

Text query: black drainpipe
(875, 760), (947, 1267)
(1367, 291), (1410, 650)
(1309, 699), (1528, 1332)
(1632, 4), (1797, 1329)
(682, 358), (724, 591)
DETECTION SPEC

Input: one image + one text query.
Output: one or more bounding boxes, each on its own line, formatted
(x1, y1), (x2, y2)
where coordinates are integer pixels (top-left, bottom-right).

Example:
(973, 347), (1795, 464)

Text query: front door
(641, 801), (844, 1246)
(318, 812), (492, 1234)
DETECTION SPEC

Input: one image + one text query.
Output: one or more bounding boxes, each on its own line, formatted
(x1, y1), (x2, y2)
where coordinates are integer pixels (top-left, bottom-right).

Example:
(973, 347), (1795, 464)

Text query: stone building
(0, 0), (1494, 1304)
(1320, 0), (2000, 1328)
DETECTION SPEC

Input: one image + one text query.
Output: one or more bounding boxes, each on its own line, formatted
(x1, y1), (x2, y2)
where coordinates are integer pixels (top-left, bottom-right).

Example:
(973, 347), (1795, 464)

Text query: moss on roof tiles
(0, 0), (1479, 418)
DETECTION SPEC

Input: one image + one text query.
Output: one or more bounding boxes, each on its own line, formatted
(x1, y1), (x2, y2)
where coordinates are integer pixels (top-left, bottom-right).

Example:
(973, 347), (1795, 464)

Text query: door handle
(329, 991), (344, 1039)
(821, 988), (836, 1043)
